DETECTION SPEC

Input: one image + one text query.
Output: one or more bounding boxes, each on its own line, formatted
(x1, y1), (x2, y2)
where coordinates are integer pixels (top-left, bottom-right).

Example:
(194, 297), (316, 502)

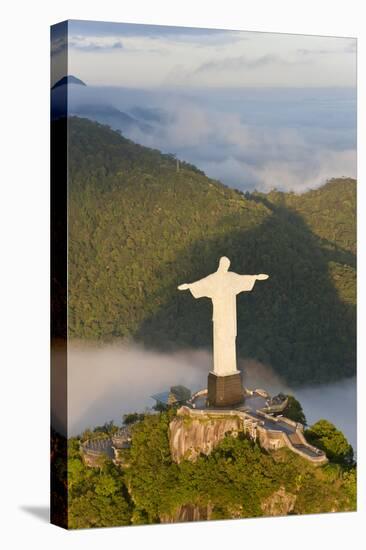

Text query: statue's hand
(257, 274), (269, 280)
(178, 283), (190, 290)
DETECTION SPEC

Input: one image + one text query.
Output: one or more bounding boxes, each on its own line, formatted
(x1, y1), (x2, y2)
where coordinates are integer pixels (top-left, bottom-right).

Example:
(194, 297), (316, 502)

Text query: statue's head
(218, 256), (231, 272)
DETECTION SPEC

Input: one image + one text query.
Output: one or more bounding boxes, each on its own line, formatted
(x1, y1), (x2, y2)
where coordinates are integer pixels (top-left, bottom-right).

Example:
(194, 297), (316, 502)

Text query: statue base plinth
(207, 371), (244, 407)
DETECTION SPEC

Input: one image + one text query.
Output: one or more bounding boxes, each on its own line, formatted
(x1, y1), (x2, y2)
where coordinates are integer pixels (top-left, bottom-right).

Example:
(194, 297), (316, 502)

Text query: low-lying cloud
(128, 96), (356, 192)
(67, 343), (208, 436)
(65, 86), (356, 192)
(66, 343), (356, 451)
(194, 54), (293, 74)
(67, 84), (356, 193)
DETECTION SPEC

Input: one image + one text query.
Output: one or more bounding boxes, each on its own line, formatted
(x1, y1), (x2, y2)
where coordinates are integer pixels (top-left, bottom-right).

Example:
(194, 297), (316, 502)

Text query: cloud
(68, 35), (124, 52)
(297, 42), (357, 56)
(122, 90), (355, 193)
(67, 27), (246, 57)
(194, 54), (291, 74)
(68, 343), (209, 435)
(51, 36), (67, 56)
(66, 343), (356, 450)
(68, 20), (246, 46)
(193, 149), (356, 194)
(67, 342), (290, 436)
(67, 84), (356, 193)
(243, 149), (357, 192)
(297, 48), (334, 55)
(66, 21), (356, 88)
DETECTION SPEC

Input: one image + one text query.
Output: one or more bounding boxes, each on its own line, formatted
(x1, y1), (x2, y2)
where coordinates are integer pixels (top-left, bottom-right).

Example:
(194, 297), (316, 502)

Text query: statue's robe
(189, 272), (257, 376)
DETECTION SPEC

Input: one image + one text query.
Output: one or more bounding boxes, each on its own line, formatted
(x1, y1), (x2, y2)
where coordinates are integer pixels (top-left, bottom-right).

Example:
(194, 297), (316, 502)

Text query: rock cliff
(160, 504), (213, 523)
(160, 488), (296, 523)
(261, 487), (297, 516)
(169, 407), (243, 463)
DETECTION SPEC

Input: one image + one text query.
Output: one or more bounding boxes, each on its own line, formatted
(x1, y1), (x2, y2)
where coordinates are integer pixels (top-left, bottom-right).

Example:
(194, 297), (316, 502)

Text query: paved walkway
(190, 389), (327, 462)
(248, 410), (295, 434)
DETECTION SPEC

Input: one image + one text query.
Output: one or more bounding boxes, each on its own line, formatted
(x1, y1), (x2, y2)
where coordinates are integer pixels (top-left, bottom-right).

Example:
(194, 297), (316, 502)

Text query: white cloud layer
(66, 343), (356, 451)
(123, 92), (356, 192)
(65, 22), (356, 88)
(66, 84), (356, 192)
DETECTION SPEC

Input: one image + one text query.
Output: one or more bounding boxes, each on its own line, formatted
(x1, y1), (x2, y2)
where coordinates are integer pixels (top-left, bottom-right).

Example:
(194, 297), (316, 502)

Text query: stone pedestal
(207, 371), (244, 407)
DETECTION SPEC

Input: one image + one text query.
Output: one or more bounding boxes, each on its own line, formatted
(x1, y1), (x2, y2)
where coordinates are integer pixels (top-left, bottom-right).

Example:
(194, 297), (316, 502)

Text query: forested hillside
(67, 410), (356, 528)
(66, 117), (356, 385)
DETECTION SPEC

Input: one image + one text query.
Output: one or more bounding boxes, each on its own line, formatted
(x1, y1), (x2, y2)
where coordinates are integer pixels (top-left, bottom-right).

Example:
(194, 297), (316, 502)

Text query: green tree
(283, 395), (307, 425)
(123, 412), (145, 425)
(66, 411), (356, 528)
(126, 410), (180, 522)
(67, 438), (133, 529)
(305, 419), (354, 465)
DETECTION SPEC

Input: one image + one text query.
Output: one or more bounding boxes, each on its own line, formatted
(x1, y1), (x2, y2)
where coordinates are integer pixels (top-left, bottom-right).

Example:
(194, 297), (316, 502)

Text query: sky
(53, 20), (356, 88)
(52, 20), (357, 192)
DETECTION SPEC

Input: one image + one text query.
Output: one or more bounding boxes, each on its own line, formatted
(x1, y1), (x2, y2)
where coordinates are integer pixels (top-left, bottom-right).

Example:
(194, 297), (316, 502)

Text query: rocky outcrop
(169, 407), (243, 463)
(160, 504), (213, 523)
(160, 488), (297, 522)
(261, 487), (297, 516)
(169, 406), (327, 464)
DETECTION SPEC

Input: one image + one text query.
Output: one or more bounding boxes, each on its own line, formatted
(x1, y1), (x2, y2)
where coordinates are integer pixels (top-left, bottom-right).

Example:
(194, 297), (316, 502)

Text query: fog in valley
(65, 84), (356, 194)
(67, 343), (356, 451)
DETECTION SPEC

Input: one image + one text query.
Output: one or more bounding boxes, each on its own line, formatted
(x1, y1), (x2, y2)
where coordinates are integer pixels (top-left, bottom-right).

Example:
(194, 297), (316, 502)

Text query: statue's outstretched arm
(178, 283), (190, 290)
(178, 274), (214, 298)
(256, 274), (269, 280)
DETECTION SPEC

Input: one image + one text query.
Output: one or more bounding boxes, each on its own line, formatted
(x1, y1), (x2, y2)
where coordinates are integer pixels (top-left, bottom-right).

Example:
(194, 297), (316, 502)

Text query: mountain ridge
(64, 116), (356, 385)
(52, 75), (86, 89)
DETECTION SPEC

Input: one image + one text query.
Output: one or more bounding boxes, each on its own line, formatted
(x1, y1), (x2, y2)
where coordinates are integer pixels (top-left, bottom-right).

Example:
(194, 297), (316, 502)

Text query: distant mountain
(71, 103), (152, 134)
(51, 75), (151, 133)
(64, 116), (356, 386)
(50, 77), (167, 129)
(129, 106), (170, 124)
(52, 75), (87, 89)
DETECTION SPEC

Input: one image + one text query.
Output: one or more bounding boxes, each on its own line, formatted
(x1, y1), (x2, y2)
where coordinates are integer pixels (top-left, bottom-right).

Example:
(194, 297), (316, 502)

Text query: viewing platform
(80, 426), (133, 467)
(170, 387), (328, 464)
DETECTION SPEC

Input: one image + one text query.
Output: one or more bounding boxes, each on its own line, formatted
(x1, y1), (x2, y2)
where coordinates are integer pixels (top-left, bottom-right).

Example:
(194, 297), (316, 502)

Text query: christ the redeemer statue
(178, 257), (269, 378)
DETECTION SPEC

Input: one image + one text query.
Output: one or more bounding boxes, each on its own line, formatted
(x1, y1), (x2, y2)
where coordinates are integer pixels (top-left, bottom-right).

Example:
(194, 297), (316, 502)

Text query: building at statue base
(207, 370), (244, 407)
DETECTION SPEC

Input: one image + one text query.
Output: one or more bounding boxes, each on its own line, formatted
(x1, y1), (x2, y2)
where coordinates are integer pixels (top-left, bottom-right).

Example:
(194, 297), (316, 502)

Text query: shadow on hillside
(135, 200), (356, 386)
